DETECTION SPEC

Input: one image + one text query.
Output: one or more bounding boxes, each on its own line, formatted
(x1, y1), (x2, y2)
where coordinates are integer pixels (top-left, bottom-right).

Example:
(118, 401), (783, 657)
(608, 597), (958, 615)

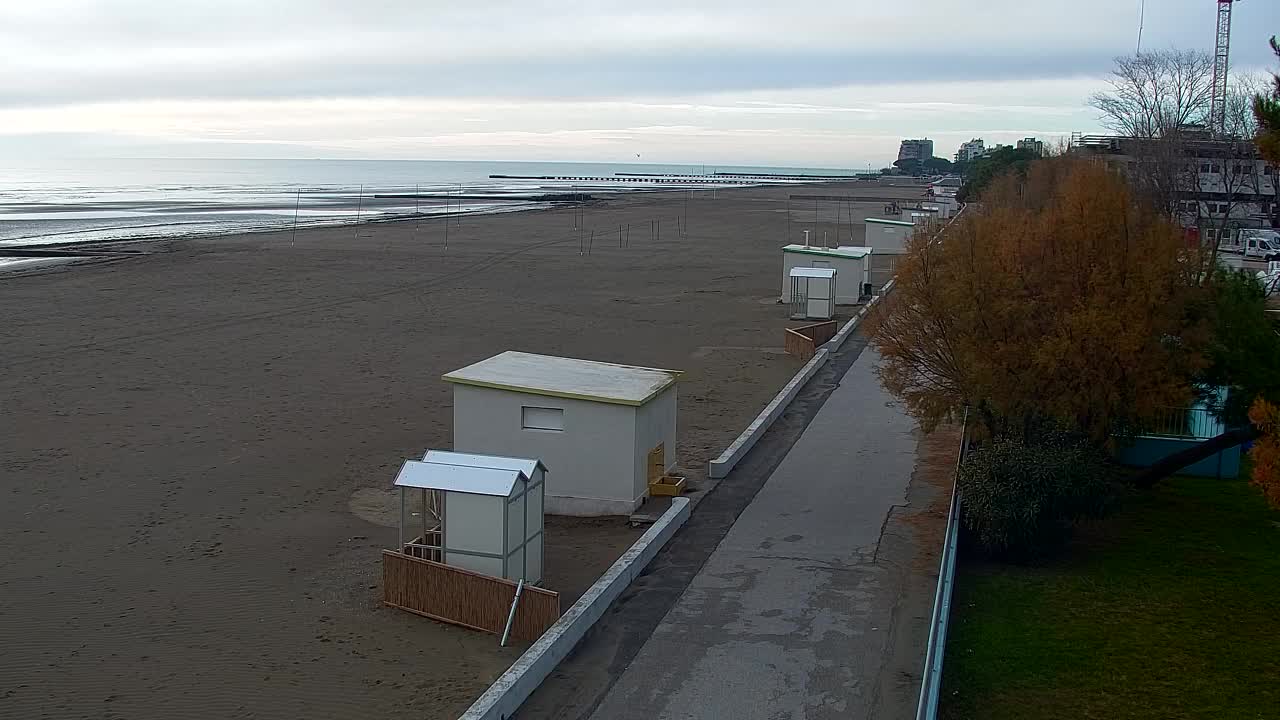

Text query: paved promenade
(587, 347), (934, 719)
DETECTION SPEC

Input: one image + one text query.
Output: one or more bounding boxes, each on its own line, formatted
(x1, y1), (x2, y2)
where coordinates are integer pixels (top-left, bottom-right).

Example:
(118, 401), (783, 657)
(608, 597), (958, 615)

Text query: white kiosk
(444, 351), (680, 516)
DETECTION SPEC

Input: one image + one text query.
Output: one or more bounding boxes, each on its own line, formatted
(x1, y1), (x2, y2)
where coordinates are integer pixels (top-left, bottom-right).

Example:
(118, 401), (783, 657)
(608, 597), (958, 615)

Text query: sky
(2, 0), (1278, 168)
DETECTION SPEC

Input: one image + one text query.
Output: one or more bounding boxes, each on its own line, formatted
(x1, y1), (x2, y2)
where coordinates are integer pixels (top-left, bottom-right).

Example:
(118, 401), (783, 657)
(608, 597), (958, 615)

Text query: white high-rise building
(955, 138), (985, 163)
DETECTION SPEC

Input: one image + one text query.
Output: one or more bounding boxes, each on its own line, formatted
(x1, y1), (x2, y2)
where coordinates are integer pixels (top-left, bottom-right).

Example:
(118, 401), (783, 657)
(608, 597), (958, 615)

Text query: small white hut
(392, 451), (546, 583)
(923, 202), (950, 219)
(788, 267), (836, 320)
(863, 217), (916, 254)
(444, 351), (680, 516)
(780, 244), (871, 305)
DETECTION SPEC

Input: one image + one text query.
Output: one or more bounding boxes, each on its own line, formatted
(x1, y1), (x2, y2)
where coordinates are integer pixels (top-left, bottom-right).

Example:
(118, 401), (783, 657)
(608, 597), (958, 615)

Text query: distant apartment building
(897, 138), (934, 162)
(955, 138), (985, 163)
(1071, 133), (1278, 239)
(980, 143), (1013, 157)
(1017, 137), (1046, 156)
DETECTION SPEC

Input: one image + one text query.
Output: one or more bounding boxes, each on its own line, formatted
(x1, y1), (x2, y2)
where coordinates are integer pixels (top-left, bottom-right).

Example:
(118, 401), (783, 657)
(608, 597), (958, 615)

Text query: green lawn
(941, 476), (1280, 720)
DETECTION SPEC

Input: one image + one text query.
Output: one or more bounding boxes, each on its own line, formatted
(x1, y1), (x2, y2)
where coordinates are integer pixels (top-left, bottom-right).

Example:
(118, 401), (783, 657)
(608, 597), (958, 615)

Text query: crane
(1209, 0), (1240, 135)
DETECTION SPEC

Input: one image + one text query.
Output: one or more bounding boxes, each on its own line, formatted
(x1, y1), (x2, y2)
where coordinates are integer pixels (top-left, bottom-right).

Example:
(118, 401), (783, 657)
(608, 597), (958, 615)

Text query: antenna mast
(1209, 0), (1239, 135)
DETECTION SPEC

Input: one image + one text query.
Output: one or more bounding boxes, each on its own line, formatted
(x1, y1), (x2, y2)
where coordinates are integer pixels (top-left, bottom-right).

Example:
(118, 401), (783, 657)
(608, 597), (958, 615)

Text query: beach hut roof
(781, 244), (872, 259)
(789, 267), (837, 279)
(393, 459), (526, 497)
(442, 351), (680, 406)
(421, 450), (547, 477)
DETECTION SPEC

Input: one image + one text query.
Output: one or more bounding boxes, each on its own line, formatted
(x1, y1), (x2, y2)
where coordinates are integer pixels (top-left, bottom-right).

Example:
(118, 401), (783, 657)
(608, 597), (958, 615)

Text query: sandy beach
(0, 181), (924, 719)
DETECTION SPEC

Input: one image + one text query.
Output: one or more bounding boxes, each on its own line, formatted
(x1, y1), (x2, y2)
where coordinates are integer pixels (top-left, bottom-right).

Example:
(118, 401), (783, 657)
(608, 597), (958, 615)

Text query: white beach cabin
(788, 267), (836, 320)
(780, 244), (872, 305)
(863, 217), (916, 254)
(924, 201), (951, 219)
(444, 351), (680, 517)
(392, 451), (546, 583)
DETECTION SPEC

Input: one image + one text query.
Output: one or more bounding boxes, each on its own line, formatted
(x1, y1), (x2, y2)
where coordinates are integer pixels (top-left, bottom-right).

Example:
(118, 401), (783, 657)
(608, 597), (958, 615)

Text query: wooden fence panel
(382, 550), (560, 643)
(802, 320), (838, 346)
(785, 329), (817, 360)
(785, 320), (839, 361)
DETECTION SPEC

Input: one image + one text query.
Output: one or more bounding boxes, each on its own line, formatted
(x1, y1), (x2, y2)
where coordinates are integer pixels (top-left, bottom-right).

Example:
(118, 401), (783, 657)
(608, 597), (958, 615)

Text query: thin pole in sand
(456, 184), (463, 228)
(354, 184), (364, 240)
(626, 223), (631, 248)
(413, 184), (421, 243)
(444, 196), (450, 251)
(786, 196), (792, 243)
(684, 190), (689, 239)
(835, 197), (841, 247)
(619, 224), (623, 248)
(589, 230), (594, 255)
(291, 188), (301, 247)
(813, 197), (819, 240)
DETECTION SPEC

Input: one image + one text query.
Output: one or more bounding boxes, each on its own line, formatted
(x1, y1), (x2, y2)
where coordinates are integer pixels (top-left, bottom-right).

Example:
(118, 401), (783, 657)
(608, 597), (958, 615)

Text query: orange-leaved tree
(1247, 398), (1280, 508)
(869, 156), (1208, 445)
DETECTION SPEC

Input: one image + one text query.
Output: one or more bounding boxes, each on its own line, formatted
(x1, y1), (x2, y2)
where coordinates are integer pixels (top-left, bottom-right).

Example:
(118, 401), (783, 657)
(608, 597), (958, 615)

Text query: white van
(1228, 229), (1280, 260)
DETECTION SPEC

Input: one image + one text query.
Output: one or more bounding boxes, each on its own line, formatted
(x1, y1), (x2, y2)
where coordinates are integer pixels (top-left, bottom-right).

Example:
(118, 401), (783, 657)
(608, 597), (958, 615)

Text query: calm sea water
(0, 158), (856, 249)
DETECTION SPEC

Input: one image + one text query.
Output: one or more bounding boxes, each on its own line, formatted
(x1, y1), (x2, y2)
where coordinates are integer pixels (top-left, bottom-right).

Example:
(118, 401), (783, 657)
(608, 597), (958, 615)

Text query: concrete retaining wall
(1117, 436), (1241, 478)
(459, 496), (692, 720)
(707, 348), (830, 479)
(708, 282), (893, 480)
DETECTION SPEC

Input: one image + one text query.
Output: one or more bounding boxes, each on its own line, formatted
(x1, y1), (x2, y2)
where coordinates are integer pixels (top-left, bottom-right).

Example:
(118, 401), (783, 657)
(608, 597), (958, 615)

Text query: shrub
(958, 436), (1115, 558)
(1247, 398), (1280, 509)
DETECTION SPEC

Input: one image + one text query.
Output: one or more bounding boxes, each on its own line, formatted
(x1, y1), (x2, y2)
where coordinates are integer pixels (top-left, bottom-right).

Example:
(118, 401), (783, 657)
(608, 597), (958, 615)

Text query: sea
(0, 158), (858, 255)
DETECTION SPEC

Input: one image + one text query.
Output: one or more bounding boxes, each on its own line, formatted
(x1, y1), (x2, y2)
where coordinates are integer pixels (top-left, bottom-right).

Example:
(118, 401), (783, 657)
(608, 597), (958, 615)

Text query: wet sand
(0, 182), (924, 719)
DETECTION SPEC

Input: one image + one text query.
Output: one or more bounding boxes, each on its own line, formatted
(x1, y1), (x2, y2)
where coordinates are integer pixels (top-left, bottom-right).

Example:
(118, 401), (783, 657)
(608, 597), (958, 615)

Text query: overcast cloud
(2, 0), (1278, 166)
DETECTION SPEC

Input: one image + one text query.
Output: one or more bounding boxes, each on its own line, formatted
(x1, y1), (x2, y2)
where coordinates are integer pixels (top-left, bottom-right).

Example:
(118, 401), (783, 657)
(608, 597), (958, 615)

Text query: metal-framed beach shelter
(788, 267), (836, 320)
(392, 451), (546, 584)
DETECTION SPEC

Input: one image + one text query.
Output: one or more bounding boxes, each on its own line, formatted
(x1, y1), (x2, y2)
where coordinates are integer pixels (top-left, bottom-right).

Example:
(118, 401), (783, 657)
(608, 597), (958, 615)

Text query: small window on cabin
(521, 406), (564, 432)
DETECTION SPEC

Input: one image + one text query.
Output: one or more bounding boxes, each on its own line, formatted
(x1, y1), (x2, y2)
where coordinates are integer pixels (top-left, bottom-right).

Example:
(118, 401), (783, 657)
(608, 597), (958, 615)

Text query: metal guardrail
(914, 411), (970, 720)
(1141, 406), (1224, 440)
